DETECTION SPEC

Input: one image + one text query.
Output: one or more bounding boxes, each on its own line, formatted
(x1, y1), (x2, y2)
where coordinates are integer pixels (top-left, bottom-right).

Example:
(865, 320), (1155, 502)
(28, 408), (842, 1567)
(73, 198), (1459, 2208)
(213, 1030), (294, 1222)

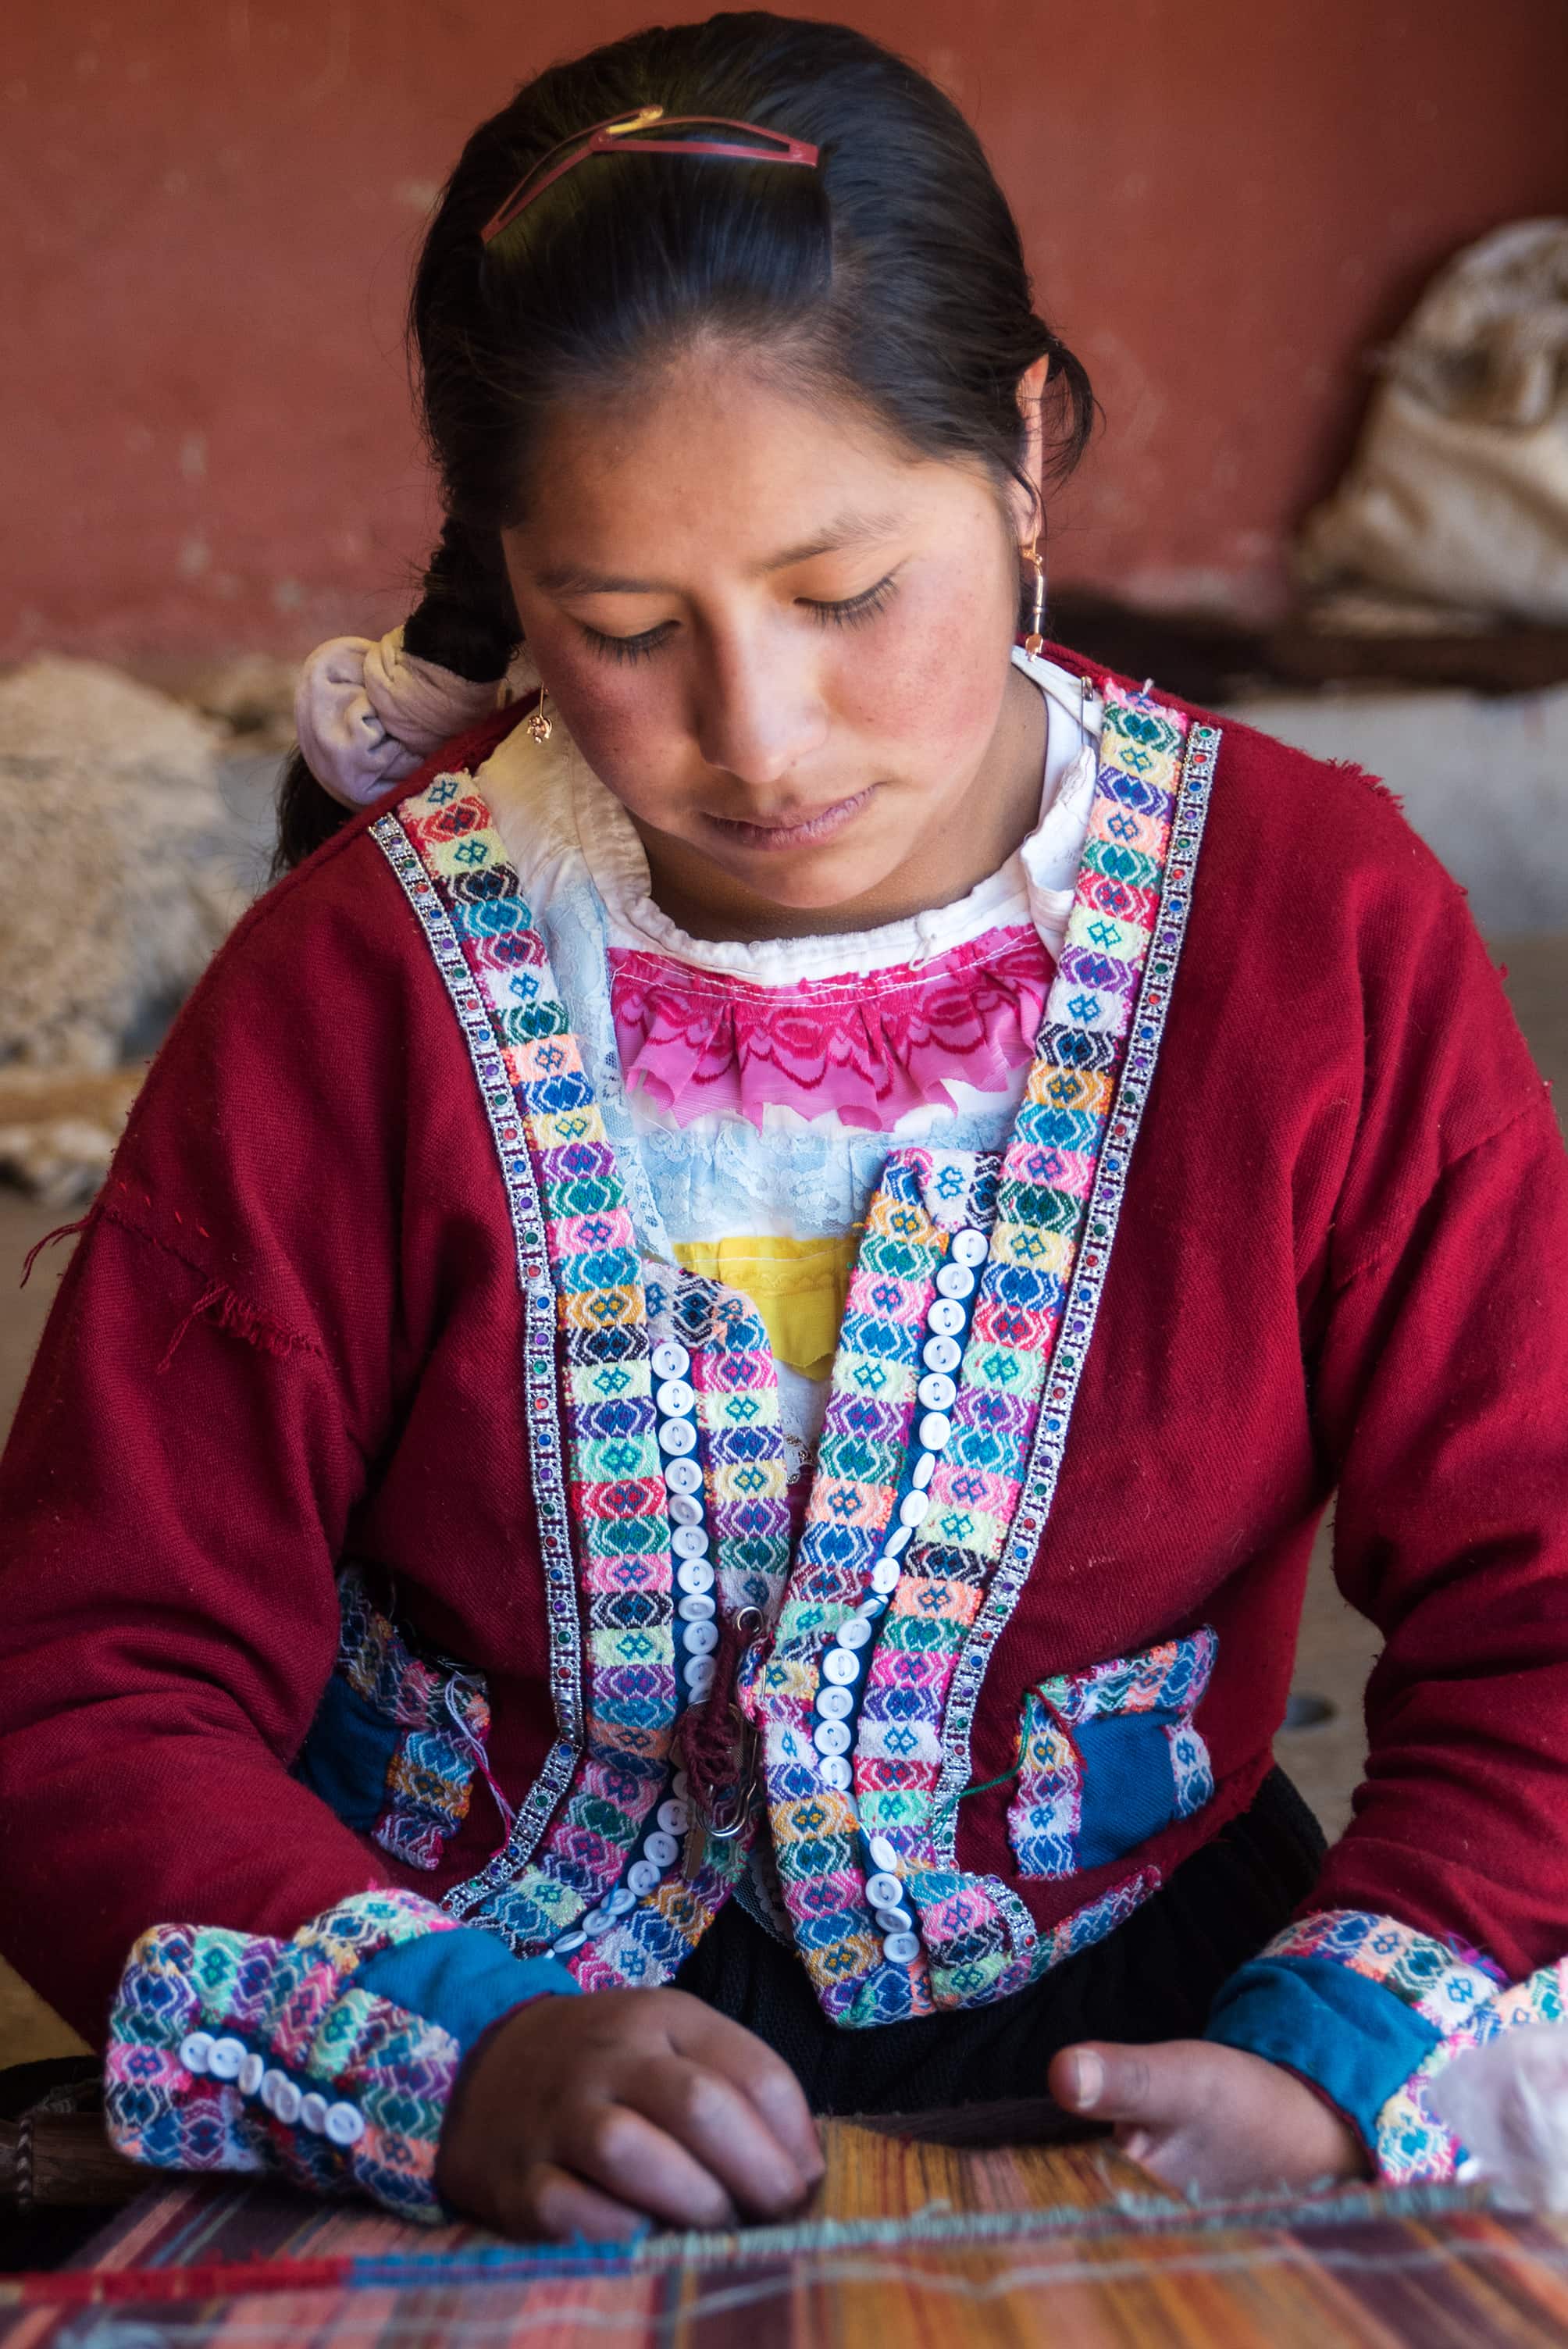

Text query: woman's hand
(1047, 2039), (1367, 2198)
(437, 1988), (825, 2240)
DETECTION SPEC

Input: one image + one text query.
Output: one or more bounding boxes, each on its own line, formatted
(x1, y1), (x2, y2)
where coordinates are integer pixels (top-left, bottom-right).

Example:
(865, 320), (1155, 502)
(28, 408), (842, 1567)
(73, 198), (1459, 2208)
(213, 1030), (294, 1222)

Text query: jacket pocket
(1007, 1628), (1217, 1880)
(294, 1564), (494, 1870)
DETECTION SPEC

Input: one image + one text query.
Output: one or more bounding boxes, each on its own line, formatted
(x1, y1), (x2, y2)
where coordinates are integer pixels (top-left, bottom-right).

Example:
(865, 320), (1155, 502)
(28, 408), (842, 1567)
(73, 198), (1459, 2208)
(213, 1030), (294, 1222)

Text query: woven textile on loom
(11, 2122), (1568, 2347)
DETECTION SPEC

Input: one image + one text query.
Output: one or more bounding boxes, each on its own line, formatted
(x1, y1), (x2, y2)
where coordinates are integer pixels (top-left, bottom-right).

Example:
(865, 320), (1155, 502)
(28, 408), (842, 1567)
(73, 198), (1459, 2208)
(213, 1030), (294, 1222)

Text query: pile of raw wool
(0, 658), (258, 1201)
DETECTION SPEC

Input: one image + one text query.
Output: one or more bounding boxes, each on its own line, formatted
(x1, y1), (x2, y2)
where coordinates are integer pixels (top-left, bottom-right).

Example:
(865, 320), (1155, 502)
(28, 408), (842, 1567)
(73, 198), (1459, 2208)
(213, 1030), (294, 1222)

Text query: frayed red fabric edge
(20, 1212), (94, 1287)
(155, 1277), (321, 1376)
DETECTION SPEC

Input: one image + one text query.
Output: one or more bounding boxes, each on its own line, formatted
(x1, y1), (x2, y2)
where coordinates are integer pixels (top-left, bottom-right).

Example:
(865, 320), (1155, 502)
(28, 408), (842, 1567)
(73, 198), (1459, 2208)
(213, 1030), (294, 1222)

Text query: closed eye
(579, 569), (901, 665)
(801, 572), (900, 629)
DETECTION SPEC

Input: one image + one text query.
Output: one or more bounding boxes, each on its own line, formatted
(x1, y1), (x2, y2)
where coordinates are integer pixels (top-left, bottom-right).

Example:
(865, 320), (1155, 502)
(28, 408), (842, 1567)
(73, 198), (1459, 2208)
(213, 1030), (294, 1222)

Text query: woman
(2, 13), (1565, 2240)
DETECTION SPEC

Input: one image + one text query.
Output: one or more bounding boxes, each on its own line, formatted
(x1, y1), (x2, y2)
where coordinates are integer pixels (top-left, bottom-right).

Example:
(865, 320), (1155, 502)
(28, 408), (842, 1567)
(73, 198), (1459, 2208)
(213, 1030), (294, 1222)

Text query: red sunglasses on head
(480, 105), (820, 247)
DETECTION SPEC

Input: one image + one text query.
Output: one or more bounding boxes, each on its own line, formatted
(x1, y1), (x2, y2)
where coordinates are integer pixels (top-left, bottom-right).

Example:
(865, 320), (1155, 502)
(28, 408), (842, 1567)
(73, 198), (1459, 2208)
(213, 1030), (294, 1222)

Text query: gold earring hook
(1021, 537), (1046, 658)
(526, 686), (553, 745)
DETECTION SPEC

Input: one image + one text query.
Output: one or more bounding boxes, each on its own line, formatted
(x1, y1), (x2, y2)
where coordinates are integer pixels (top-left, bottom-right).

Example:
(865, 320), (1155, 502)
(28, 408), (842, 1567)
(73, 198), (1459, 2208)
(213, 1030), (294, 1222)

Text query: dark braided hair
(277, 11), (1095, 871)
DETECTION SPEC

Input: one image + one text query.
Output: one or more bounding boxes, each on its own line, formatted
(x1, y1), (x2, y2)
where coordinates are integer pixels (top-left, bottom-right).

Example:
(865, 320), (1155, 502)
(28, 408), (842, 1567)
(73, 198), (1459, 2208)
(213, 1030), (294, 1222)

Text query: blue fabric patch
(1206, 1955), (1442, 2150)
(1074, 1715), (1178, 1868)
(294, 1674), (400, 1831)
(357, 1930), (579, 2061)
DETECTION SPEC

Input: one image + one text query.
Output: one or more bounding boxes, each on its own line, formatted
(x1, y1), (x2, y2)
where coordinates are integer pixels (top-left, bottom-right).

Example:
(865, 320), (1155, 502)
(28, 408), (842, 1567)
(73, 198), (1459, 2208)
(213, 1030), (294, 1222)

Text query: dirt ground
(1, 935), (1563, 2066)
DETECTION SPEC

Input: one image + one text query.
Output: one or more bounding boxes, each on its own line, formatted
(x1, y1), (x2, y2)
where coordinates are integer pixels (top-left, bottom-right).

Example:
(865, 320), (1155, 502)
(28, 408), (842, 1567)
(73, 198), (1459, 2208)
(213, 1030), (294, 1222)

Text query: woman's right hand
(435, 1987), (825, 2240)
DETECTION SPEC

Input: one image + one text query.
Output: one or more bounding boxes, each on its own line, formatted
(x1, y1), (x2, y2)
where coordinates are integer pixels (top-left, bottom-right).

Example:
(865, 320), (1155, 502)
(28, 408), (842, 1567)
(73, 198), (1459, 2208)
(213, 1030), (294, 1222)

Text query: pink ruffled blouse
(608, 923), (1054, 1133)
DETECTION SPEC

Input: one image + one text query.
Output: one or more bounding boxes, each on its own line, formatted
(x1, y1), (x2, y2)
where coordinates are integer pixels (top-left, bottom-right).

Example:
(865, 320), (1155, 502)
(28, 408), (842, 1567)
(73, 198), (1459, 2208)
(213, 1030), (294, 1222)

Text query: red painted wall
(4, 0), (1563, 664)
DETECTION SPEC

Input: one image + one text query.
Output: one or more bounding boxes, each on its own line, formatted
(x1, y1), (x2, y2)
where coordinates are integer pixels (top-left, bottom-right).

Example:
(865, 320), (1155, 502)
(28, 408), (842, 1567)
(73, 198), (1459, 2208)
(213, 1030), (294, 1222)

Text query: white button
(208, 2037), (245, 2081)
(935, 1262), (975, 1301)
(179, 2031), (214, 2075)
(918, 1412), (953, 1452)
(918, 1372), (957, 1411)
(552, 1929), (587, 1954)
(867, 1834), (900, 1873)
(883, 1523), (913, 1557)
(646, 1830), (681, 1866)
(656, 1378), (696, 1419)
(653, 1342), (690, 1380)
(672, 1770), (690, 1798)
(911, 1452), (935, 1491)
(882, 1930), (921, 1963)
(273, 2078), (302, 2125)
(923, 1334), (962, 1374)
(822, 1646), (862, 1686)
(818, 1755), (852, 1792)
(677, 1558), (715, 1595)
(324, 2101), (366, 2148)
(865, 1871), (903, 1908)
(683, 1617), (719, 1656)
(658, 1798), (691, 1834)
(857, 1594), (887, 1619)
(953, 1228), (989, 1267)
(300, 2092), (329, 2135)
(658, 1416), (697, 1456)
(606, 1885), (636, 1916)
(927, 1298), (966, 1337)
(875, 1905), (914, 1934)
(678, 1591), (716, 1621)
(837, 1616), (874, 1651)
(672, 1524), (710, 1560)
(685, 1656), (716, 1695)
(628, 1859), (662, 1896)
(238, 2051), (265, 2097)
(818, 1684), (853, 1720)
(814, 1717), (852, 1756)
(899, 1489), (931, 1527)
(583, 1907), (615, 1936)
(259, 2069), (289, 2112)
(665, 1456), (703, 1495)
(669, 1492), (704, 1527)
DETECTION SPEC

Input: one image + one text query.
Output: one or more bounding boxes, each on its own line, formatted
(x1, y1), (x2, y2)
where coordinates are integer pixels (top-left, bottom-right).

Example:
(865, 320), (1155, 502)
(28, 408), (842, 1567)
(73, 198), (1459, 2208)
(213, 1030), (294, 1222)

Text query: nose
(693, 629), (828, 790)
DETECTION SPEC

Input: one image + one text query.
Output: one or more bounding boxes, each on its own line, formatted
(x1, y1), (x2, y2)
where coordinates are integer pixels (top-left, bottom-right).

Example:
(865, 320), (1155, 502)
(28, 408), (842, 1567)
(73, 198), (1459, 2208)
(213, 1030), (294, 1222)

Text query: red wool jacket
(1, 667), (1565, 2059)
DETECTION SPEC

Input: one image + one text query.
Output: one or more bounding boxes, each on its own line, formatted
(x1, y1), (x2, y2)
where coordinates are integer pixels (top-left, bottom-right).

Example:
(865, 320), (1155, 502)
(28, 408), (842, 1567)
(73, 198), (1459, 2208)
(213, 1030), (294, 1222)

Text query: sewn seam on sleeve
(1329, 1097), (1547, 1300)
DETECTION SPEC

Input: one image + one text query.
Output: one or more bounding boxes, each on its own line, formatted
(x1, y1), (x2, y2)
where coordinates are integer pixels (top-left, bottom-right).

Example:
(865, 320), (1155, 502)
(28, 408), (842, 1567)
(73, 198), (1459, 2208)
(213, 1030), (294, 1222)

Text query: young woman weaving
(3, 12), (1566, 2241)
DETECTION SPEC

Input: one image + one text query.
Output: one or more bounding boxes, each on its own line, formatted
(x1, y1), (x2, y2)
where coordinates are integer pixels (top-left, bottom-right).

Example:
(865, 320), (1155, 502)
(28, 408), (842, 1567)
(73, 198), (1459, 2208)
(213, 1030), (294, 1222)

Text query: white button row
(178, 2034), (365, 2144)
(651, 1350), (725, 1713)
(553, 1770), (694, 1956)
(806, 1226), (990, 1973)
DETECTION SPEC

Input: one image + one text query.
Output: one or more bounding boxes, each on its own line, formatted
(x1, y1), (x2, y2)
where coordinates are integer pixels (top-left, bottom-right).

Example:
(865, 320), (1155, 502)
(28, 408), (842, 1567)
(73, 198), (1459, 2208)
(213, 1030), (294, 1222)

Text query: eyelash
(580, 573), (900, 665)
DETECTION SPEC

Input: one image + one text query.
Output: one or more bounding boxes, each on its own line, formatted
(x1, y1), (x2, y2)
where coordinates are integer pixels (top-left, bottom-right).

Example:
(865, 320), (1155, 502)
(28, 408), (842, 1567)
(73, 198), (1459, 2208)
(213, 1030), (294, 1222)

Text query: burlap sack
(1299, 219), (1568, 622)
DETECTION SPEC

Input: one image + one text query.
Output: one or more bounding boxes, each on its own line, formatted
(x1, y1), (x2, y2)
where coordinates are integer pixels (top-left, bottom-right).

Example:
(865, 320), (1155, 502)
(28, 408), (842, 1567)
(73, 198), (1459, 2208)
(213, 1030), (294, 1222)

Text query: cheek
(526, 629), (691, 822)
(829, 561), (1012, 768)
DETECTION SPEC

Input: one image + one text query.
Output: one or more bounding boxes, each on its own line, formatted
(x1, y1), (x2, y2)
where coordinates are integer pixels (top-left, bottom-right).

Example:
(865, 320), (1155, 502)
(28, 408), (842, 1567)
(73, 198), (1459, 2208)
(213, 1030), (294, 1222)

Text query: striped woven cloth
(8, 2120), (1568, 2347)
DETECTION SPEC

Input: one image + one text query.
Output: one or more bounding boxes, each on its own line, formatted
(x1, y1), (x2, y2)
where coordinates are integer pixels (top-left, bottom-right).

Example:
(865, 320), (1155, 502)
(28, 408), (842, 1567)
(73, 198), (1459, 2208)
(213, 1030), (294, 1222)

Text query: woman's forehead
(513, 358), (987, 584)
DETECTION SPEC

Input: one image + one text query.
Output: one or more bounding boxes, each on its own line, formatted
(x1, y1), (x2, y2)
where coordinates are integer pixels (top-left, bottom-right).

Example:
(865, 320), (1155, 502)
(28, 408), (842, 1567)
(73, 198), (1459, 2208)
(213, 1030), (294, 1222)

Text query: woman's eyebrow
(533, 508), (904, 598)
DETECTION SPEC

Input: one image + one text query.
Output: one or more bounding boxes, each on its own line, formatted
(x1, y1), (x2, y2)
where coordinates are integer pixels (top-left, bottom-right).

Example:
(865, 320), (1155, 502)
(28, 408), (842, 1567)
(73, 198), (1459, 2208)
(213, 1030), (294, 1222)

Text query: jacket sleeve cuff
(1205, 1908), (1504, 2169)
(103, 1887), (575, 2222)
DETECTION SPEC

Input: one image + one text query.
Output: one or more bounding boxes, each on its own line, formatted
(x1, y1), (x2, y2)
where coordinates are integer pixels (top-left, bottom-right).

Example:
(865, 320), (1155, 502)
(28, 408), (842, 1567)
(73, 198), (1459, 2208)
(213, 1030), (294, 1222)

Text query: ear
(1009, 357), (1053, 544)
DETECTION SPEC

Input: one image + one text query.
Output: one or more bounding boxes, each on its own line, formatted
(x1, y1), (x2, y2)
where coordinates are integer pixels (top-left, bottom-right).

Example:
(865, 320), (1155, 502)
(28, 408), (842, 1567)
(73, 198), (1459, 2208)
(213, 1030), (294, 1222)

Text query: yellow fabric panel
(672, 1233), (860, 1381)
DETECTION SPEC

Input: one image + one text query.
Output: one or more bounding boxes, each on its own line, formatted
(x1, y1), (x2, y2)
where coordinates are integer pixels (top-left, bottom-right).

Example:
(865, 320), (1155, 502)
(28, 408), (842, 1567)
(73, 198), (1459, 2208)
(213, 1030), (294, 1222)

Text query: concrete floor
(0, 936), (1563, 2066)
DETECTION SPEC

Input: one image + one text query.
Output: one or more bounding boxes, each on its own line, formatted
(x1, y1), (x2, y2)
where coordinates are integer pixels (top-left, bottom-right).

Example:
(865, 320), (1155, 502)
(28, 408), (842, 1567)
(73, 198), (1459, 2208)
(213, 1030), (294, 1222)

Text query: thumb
(1049, 2040), (1193, 2129)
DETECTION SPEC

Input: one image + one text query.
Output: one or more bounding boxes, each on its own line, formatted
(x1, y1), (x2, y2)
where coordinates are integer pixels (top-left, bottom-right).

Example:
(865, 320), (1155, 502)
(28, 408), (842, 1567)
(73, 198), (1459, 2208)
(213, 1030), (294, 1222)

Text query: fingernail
(1069, 2051), (1103, 2110)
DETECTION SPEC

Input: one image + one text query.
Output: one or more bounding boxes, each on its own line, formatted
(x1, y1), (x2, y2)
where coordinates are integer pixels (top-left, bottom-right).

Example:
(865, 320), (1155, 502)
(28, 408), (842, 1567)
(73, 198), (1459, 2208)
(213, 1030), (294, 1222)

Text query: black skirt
(677, 1767), (1325, 2116)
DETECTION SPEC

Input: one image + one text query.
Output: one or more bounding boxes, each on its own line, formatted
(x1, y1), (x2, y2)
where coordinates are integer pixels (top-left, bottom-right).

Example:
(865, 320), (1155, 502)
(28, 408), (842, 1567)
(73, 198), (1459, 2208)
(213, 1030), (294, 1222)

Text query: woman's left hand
(1047, 2039), (1366, 2198)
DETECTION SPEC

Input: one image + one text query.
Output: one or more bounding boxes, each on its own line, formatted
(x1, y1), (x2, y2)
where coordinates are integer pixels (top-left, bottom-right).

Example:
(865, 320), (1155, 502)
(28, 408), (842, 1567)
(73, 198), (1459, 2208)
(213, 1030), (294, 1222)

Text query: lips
(701, 786), (876, 852)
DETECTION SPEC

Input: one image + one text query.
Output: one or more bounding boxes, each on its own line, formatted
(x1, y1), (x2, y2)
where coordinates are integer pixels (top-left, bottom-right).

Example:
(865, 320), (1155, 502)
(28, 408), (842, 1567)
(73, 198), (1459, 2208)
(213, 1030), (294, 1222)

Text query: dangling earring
(526, 687), (553, 745)
(1021, 533), (1047, 658)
